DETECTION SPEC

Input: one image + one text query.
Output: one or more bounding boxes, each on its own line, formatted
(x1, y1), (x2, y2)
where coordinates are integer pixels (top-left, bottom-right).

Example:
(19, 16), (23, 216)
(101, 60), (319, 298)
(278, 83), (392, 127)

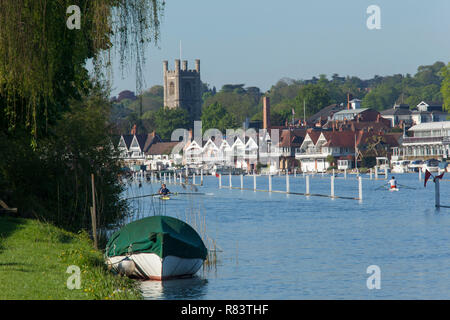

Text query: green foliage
(0, 0), (164, 143)
(203, 85), (262, 124)
(0, 86), (129, 233)
(154, 107), (190, 140)
(441, 63), (450, 111)
(0, 216), (141, 300)
(201, 102), (239, 133)
(295, 84), (332, 117)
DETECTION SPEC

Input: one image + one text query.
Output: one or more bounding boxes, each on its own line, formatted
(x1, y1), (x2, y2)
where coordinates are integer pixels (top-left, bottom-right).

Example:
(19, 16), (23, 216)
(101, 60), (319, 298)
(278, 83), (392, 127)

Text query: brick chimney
(263, 96), (271, 130)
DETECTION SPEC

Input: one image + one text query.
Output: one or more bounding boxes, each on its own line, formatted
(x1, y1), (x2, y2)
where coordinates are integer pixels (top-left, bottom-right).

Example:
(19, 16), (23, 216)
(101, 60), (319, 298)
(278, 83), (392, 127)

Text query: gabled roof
(146, 142), (179, 155)
(307, 104), (345, 124)
(381, 108), (411, 116)
(122, 135), (134, 149)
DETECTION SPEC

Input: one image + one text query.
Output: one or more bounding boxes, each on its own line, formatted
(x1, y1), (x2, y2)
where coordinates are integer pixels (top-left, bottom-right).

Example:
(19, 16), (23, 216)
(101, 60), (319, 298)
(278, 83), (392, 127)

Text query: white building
(393, 121), (450, 160)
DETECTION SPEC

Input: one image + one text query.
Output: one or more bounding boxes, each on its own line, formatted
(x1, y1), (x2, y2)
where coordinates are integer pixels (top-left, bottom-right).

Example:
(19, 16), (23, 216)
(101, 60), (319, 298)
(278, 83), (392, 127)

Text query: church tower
(163, 59), (202, 121)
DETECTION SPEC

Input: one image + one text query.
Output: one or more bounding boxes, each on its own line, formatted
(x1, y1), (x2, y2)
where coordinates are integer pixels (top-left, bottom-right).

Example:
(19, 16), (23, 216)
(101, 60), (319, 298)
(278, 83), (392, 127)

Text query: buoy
(118, 258), (136, 276)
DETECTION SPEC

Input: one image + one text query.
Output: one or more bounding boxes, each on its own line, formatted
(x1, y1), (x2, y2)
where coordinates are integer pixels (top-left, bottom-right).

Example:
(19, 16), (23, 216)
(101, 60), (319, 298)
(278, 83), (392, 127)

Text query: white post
(269, 174), (272, 192)
(240, 174), (244, 190)
(331, 174), (335, 198)
(375, 166), (378, 179)
(419, 169), (422, 181)
(229, 172), (232, 189)
(168, 173), (171, 184)
(286, 172), (290, 193)
(344, 169), (347, 179)
(358, 176), (363, 201)
(253, 172), (256, 191)
(164, 173), (167, 184)
(370, 168), (373, 180)
(179, 173), (182, 184)
(294, 168), (297, 178)
(193, 173), (196, 185)
(384, 166), (387, 179)
(201, 169), (204, 185)
(219, 174), (222, 188)
(435, 178), (440, 208)
(306, 175), (310, 195)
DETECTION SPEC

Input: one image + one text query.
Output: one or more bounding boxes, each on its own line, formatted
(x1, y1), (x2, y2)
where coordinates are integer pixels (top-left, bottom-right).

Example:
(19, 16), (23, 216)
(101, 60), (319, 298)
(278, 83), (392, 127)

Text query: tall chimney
(263, 96), (271, 130)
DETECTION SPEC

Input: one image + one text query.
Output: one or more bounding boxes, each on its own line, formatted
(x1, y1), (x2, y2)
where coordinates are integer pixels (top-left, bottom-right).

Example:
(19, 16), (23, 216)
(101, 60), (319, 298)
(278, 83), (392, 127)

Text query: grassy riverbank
(0, 216), (142, 300)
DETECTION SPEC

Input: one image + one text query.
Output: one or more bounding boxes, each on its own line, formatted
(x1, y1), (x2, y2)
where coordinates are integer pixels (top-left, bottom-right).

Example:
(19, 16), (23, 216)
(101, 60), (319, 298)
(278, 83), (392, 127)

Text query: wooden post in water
(375, 166), (378, 179)
(229, 172), (232, 189)
(201, 169), (204, 185)
(331, 174), (335, 198)
(253, 172), (256, 191)
(435, 178), (440, 208)
(358, 176), (363, 201)
(344, 169), (347, 179)
(90, 173), (98, 250)
(370, 168), (373, 180)
(219, 174), (222, 188)
(306, 175), (310, 195)
(193, 173), (196, 185)
(419, 169), (422, 181)
(294, 168), (297, 178)
(384, 166), (388, 179)
(286, 171), (290, 193)
(240, 174), (244, 190)
(269, 174), (272, 192)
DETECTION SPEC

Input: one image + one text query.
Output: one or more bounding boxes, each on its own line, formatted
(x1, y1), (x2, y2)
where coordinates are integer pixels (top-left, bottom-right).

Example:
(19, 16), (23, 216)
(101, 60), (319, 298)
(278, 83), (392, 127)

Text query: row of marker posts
(218, 170), (362, 201)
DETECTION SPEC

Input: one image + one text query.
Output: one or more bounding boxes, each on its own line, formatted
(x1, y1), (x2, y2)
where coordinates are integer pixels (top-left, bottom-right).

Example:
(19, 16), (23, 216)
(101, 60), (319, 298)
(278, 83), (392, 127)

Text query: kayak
(160, 195), (170, 200)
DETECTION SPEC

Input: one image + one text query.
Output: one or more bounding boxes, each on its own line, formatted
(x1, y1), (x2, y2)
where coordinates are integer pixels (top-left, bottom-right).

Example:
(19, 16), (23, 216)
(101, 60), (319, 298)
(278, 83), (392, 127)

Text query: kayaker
(388, 176), (397, 189)
(159, 184), (170, 195)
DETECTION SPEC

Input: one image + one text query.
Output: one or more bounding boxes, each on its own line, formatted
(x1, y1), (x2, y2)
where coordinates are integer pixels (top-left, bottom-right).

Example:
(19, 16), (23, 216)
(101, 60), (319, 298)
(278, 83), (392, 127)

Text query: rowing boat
(160, 195), (170, 200)
(105, 216), (207, 280)
(389, 188), (399, 192)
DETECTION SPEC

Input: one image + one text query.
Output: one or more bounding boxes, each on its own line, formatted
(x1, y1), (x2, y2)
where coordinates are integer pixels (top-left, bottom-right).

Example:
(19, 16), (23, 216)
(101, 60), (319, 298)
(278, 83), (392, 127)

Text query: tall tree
(0, 0), (164, 145)
(441, 63), (450, 112)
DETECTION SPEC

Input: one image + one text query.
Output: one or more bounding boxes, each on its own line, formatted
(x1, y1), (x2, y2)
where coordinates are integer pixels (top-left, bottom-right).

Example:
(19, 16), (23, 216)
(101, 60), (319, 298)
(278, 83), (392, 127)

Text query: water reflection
(140, 276), (208, 300)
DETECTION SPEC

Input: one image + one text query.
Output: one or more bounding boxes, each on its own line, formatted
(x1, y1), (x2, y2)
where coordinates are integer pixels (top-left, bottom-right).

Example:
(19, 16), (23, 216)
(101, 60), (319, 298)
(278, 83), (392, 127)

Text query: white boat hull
(107, 253), (204, 280)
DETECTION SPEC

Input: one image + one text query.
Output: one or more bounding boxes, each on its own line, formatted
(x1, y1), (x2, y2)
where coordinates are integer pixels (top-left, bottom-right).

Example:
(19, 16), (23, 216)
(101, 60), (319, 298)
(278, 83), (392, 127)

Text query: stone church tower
(163, 59), (202, 121)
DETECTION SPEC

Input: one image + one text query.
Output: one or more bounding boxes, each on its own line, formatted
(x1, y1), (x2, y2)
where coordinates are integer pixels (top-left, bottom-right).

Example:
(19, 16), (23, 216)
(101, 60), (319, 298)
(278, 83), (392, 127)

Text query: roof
(408, 121), (450, 132)
(307, 104), (345, 123)
(334, 108), (369, 115)
(146, 141), (179, 155)
(122, 135), (134, 149)
(279, 129), (306, 147)
(381, 108), (411, 116)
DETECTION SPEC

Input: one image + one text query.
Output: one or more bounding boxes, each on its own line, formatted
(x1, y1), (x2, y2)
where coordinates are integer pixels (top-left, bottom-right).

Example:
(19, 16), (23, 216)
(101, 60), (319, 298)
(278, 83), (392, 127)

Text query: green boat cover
(105, 216), (207, 260)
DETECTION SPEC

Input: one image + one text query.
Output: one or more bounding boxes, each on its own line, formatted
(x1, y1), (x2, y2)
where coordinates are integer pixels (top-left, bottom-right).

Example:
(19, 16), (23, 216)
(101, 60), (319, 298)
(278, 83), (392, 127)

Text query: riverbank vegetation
(0, 1), (164, 299)
(0, 216), (141, 300)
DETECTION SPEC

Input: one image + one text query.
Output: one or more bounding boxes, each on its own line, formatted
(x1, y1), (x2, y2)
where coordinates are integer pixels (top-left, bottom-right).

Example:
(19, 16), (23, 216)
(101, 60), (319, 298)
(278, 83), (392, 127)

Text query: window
(169, 82), (175, 95)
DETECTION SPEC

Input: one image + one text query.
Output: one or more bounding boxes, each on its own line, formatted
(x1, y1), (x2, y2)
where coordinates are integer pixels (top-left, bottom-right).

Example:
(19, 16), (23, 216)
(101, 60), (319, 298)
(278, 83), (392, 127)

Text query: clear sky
(108, 0), (450, 96)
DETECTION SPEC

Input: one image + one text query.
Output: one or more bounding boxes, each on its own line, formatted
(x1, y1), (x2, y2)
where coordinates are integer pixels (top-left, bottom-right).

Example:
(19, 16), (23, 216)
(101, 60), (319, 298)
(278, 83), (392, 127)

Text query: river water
(123, 172), (450, 299)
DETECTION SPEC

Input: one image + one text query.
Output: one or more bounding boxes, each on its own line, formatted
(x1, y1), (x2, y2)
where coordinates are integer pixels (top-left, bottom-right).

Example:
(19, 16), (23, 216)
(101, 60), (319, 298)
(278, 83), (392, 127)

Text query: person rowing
(388, 176), (397, 190)
(158, 183), (170, 196)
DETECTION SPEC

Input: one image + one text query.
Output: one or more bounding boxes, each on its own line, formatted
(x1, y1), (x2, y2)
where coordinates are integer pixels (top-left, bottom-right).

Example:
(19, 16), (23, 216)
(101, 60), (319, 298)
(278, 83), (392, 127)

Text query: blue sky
(108, 0), (450, 96)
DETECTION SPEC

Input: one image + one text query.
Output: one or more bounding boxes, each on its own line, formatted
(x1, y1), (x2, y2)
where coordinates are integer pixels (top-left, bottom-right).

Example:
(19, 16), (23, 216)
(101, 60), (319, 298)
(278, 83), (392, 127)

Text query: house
(392, 121), (450, 160)
(331, 108), (382, 122)
(410, 101), (448, 125)
(380, 104), (413, 127)
(145, 141), (181, 170)
(278, 128), (306, 171)
(295, 130), (400, 172)
(307, 104), (345, 127)
(117, 132), (161, 165)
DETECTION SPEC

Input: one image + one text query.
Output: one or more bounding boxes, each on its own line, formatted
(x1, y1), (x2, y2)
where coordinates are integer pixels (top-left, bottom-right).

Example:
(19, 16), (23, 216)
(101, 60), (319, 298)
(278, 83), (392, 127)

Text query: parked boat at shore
(105, 216), (208, 280)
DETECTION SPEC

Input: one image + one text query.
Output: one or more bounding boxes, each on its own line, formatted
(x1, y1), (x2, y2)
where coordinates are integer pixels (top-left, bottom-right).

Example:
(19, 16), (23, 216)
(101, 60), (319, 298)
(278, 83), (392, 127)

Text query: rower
(388, 176), (397, 190)
(158, 184), (170, 196)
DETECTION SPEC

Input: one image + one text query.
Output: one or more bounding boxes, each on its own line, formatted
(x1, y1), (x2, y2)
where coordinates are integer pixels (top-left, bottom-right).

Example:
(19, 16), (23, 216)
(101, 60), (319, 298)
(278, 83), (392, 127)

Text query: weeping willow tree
(0, 0), (164, 145)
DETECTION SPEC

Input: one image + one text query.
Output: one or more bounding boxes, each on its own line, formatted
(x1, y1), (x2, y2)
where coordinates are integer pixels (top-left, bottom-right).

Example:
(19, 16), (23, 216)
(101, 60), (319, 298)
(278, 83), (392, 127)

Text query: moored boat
(105, 216), (207, 280)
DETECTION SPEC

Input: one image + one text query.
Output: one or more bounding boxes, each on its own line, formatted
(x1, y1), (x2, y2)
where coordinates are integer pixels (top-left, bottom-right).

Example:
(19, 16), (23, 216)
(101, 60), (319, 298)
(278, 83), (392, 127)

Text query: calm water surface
(124, 173), (450, 299)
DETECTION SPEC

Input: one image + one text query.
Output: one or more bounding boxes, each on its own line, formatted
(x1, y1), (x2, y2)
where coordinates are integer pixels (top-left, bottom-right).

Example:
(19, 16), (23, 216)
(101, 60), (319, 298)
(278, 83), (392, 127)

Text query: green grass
(0, 216), (142, 300)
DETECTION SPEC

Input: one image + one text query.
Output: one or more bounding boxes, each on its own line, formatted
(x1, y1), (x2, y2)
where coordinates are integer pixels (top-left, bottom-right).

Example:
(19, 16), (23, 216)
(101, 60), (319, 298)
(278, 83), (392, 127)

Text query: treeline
(112, 61), (449, 137)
